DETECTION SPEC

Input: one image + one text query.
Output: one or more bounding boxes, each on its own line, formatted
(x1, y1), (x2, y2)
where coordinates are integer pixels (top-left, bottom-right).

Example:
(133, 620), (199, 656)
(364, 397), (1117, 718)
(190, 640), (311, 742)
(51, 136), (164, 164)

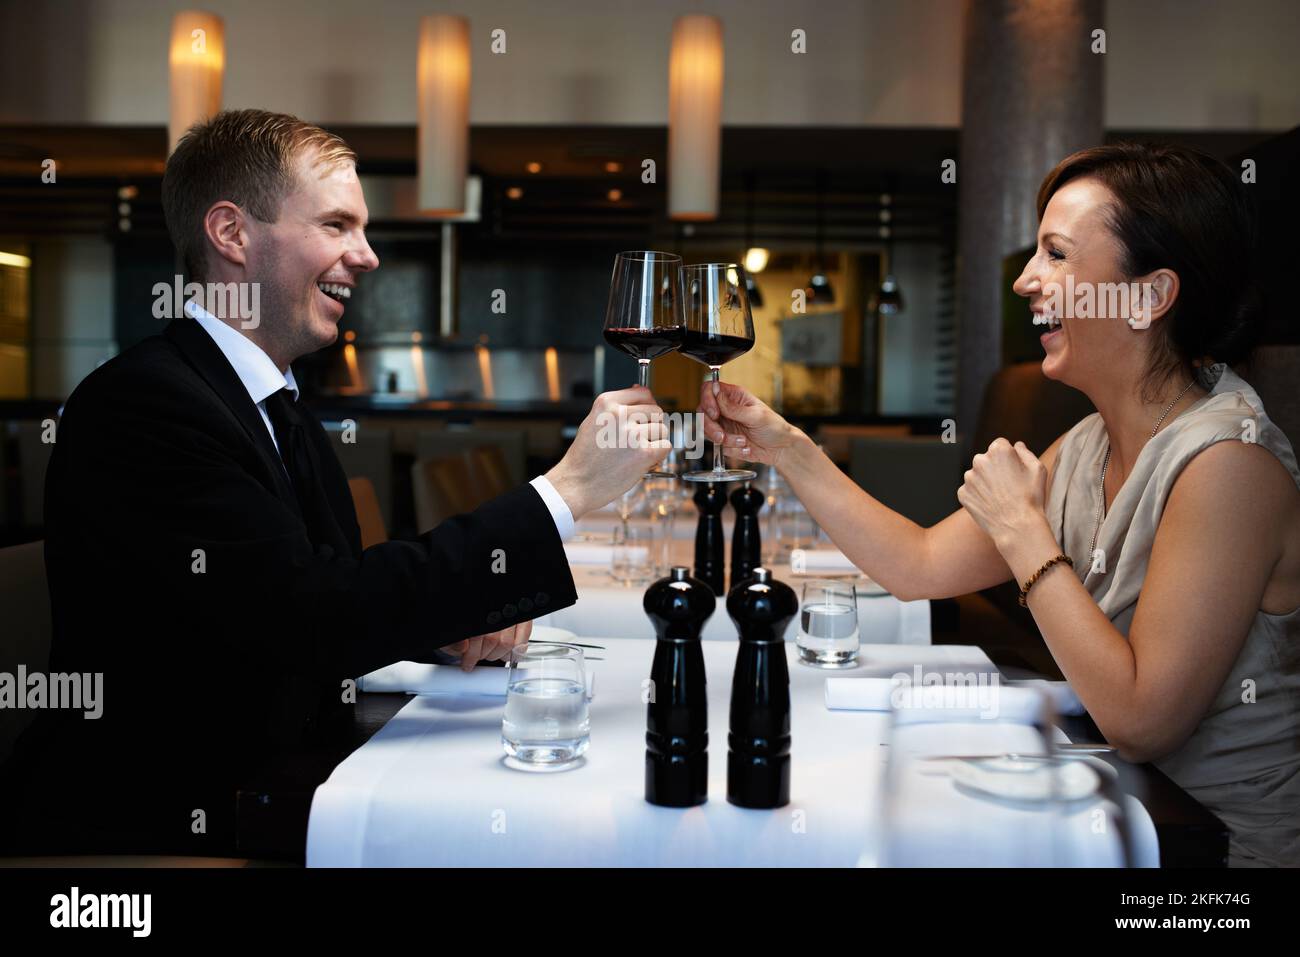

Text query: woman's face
(1012, 177), (1141, 389)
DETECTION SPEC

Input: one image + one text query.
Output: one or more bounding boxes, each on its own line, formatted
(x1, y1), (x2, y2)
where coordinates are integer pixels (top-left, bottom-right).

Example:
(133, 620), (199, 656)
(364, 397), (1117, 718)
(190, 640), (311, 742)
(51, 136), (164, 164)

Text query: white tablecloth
(545, 534), (930, 644)
(307, 640), (1155, 867)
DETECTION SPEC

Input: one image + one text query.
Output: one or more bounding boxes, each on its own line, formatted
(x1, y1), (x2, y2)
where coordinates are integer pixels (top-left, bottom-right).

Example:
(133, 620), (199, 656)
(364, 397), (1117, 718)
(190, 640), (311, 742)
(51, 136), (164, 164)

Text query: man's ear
(1131, 268), (1179, 328)
(202, 200), (250, 271)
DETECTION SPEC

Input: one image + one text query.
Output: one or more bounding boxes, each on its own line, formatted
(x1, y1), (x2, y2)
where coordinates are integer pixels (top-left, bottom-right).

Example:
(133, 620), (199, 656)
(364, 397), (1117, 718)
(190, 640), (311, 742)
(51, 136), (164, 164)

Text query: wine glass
(603, 251), (684, 479)
(679, 263), (756, 482)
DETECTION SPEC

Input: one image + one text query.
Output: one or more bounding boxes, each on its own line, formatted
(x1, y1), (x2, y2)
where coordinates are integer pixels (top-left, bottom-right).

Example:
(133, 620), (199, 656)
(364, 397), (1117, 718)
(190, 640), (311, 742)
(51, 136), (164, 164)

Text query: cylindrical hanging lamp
(168, 11), (225, 154)
(418, 15), (471, 216)
(667, 15), (723, 221)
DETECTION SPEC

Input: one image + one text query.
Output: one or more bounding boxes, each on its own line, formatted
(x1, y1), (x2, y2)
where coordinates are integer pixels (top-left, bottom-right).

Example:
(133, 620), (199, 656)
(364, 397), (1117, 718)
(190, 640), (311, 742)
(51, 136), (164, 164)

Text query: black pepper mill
(729, 482), (765, 590)
(643, 566), (716, 807)
(693, 482), (726, 596)
(726, 567), (797, 809)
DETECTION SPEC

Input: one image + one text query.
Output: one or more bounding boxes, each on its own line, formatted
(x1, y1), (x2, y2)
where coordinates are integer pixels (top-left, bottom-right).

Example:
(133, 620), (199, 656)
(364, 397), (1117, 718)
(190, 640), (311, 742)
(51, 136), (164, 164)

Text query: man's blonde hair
(162, 109), (357, 281)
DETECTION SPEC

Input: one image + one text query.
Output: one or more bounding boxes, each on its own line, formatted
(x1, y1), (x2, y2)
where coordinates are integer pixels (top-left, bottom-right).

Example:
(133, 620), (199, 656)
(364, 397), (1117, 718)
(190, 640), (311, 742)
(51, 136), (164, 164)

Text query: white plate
(944, 756), (1101, 802)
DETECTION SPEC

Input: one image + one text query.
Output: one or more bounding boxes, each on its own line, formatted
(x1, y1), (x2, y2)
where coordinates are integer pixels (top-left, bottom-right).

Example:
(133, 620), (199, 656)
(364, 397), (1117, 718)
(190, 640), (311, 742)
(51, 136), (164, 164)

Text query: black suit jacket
(5, 318), (578, 855)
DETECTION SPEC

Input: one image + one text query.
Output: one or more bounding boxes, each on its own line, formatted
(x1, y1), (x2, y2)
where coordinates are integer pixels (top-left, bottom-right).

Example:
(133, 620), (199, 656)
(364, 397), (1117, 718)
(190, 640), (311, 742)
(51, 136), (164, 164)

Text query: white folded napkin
(792, 548), (860, 573)
(824, 677), (897, 711)
(563, 542), (649, 565)
(358, 662), (597, 700)
(826, 677), (1050, 725)
(1009, 679), (1086, 717)
(360, 661), (509, 696)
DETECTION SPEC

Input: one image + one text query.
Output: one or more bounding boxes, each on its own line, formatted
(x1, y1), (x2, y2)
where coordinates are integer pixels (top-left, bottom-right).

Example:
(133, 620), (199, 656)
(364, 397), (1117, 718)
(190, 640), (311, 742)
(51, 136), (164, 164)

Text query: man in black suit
(3, 110), (668, 856)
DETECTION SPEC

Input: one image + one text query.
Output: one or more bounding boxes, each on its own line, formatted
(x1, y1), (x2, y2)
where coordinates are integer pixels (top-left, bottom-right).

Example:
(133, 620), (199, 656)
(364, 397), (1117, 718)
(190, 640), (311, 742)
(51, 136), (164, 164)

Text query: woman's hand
(696, 380), (800, 468)
(956, 438), (1050, 547)
(443, 619), (534, 671)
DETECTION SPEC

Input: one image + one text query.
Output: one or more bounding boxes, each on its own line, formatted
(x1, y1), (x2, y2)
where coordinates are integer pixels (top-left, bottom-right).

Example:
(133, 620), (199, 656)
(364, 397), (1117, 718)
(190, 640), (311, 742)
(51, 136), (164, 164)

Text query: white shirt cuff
(529, 475), (576, 542)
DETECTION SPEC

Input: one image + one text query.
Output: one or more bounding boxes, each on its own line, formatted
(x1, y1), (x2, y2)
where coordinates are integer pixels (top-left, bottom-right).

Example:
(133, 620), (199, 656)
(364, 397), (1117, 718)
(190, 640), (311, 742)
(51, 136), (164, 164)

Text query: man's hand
(443, 619), (534, 671)
(545, 386), (670, 521)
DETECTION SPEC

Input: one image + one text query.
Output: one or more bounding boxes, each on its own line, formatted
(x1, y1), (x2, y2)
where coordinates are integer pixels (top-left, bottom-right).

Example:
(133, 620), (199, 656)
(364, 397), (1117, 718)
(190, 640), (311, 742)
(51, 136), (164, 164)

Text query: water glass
(502, 642), (590, 770)
(610, 523), (654, 586)
(797, 579), (860, 667)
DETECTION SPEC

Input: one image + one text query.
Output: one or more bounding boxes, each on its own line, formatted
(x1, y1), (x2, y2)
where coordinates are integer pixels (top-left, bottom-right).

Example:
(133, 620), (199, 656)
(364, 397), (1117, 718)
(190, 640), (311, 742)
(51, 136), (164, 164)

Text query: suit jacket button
(519, 597), (533, 613)
(503, 603), (518, 618)
(535, 591), (549, 607)
(487, 611), (501, 625)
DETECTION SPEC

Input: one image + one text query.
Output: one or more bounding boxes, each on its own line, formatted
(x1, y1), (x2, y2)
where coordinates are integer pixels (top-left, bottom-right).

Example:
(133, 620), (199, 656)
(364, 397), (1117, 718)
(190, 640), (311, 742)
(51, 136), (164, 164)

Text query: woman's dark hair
(1036, 142), (1261, 394)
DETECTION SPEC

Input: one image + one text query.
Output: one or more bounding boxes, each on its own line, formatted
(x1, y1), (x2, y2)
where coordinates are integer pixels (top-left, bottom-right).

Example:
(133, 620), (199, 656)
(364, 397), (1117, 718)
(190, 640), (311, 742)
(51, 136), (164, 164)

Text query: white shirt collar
(185, 299), (299, 404)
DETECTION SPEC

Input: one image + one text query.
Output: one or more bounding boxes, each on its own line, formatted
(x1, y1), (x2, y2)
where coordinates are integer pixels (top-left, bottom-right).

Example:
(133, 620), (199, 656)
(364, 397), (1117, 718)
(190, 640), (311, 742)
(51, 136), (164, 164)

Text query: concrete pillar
(956, 0), (1104, 455)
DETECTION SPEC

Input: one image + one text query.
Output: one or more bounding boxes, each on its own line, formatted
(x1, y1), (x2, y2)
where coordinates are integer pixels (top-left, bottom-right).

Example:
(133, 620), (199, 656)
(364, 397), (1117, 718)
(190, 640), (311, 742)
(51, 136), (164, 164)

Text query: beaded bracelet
(1017, 554), (1074, 607)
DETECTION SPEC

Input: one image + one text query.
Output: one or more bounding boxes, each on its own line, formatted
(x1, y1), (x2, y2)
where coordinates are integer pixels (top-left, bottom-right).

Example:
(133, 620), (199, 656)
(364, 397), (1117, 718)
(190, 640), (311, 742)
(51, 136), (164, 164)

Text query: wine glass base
(682, 468), (756, 483)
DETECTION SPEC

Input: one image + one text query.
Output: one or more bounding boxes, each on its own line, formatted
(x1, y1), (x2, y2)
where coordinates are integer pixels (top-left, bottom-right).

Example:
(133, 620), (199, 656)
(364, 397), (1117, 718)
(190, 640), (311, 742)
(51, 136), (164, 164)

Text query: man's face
(246, 148), (379, 365)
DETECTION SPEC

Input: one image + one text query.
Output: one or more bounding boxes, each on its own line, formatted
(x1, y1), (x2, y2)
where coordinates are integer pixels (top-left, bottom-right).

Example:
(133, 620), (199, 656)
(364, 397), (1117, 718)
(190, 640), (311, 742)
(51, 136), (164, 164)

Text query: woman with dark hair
(699, 143), (1300, 867)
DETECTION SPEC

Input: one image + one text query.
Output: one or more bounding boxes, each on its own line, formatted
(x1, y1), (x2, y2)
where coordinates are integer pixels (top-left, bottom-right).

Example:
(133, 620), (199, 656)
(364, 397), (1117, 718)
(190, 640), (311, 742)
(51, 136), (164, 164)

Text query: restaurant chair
(410, 455), (484, 532)
(960, 361), (1097, 677)
(0, 421), (8, 529)
(347, 477), (388, 548)
(849, 436), (963, 528)
(0, 539), (52, 769)
(469, 444), (514, 499)
(815, 423), (912, 468)
(470, 417), (565, 461)
(415, 429), (526, 486)
(327, 424), (394, 532)
(13, 420), (54, 528)
(1237, 344), (1300, 452)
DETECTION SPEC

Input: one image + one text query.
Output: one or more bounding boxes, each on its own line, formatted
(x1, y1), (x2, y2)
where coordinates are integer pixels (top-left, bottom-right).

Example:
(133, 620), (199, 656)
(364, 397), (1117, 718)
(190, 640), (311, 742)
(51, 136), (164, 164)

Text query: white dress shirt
(185, 300), (574, 540)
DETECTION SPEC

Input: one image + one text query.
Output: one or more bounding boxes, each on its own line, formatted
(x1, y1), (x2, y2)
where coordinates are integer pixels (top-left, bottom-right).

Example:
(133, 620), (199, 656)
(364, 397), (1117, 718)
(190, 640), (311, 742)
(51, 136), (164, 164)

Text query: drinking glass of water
(502, 642), (590, 771)
(797, 579), (859, 668)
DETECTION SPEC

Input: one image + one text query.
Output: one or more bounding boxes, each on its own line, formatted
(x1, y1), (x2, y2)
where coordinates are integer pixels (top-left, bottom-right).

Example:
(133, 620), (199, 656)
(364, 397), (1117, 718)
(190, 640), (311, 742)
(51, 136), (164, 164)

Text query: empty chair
(849, 436), (963, 529)
(415, 429), (526, 486)
(326, 424), (394, 532)
(469, 444), (513, 499)
(347, 477), (388, 548)
(470, 417), (565, 461)
(13, 420), (55, 529)
(0, 540), (52, 768)
(814, 423), (912, 466)
(410, 455), (483, 533)
(1237, 345), (1300, 452)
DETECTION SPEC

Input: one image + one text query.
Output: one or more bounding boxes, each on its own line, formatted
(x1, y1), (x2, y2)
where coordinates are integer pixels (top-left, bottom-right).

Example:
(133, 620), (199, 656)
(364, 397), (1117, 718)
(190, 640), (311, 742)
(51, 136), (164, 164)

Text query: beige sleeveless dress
(1045, 363), (1300, 867)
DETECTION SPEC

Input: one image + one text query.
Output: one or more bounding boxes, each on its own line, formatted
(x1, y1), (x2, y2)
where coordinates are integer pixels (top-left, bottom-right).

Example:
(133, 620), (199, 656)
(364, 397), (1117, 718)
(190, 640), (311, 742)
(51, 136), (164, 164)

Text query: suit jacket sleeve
(46, 365), (580, 682)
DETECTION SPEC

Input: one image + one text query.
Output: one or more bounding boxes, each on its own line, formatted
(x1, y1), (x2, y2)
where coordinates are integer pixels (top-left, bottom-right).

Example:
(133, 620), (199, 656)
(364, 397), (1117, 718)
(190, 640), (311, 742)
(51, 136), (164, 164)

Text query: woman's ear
(1130, 268), (1179, 329)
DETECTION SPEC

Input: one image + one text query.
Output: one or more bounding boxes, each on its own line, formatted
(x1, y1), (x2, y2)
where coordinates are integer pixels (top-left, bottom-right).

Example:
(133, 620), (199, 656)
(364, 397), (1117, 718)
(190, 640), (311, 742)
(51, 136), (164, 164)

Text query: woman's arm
(966, 437), (1295, 763)
(699, 381), (1064, 601)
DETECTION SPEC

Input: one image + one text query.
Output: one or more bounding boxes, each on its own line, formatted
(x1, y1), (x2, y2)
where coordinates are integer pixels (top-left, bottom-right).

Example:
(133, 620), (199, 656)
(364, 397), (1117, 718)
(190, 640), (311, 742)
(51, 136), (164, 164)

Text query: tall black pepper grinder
(693, 482), (726, 596)
(729, 482), (765, 590)
(643, 566), (716, 807)
(726, 567), (797, 809)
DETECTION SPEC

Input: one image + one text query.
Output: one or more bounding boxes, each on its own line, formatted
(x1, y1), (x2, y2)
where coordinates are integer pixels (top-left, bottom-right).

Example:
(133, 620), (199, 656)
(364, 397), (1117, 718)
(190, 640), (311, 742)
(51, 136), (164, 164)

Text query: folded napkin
(563, 542), (649, 565)
(1009, 679), (1086, 717)
(826, 677), (1050, 725)
(360, 661), (510, 696)
(792, 548), (860, 574)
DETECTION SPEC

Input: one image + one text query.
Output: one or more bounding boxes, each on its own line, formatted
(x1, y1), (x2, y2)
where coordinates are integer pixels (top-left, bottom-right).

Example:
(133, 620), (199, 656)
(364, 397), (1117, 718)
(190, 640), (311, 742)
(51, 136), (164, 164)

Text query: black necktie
(264, 388), (350, 554)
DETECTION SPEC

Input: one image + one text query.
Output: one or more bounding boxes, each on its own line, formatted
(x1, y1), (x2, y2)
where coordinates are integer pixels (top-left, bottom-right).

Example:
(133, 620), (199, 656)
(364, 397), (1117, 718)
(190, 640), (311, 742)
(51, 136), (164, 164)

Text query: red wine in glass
(679, 263), (757, 483)
(678, 330), (753, 366)
(603, 251), (685, 478)
(604, 325), (685, 362)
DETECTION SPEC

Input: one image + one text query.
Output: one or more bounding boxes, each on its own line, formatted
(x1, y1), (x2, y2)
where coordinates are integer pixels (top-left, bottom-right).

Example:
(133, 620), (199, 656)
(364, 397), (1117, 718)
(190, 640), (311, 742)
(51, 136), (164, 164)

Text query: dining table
(232, 503), (1228, 867)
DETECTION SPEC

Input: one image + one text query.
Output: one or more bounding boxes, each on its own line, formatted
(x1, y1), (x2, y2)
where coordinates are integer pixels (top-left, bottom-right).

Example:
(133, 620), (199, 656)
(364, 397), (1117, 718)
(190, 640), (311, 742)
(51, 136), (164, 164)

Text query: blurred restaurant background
(0, 1), (1297, 668)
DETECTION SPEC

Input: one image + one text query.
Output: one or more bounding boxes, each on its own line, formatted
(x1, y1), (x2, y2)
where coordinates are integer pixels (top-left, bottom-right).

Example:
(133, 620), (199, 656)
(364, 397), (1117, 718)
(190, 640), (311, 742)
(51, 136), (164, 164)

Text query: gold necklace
(1087, 379), (1198, 562)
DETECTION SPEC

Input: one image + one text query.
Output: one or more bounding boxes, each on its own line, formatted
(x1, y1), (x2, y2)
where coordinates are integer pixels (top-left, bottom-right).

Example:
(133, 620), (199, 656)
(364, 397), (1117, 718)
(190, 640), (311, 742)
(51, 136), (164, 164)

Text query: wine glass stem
(637, 359), (651, 389)
(710, 367), (723, 472)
